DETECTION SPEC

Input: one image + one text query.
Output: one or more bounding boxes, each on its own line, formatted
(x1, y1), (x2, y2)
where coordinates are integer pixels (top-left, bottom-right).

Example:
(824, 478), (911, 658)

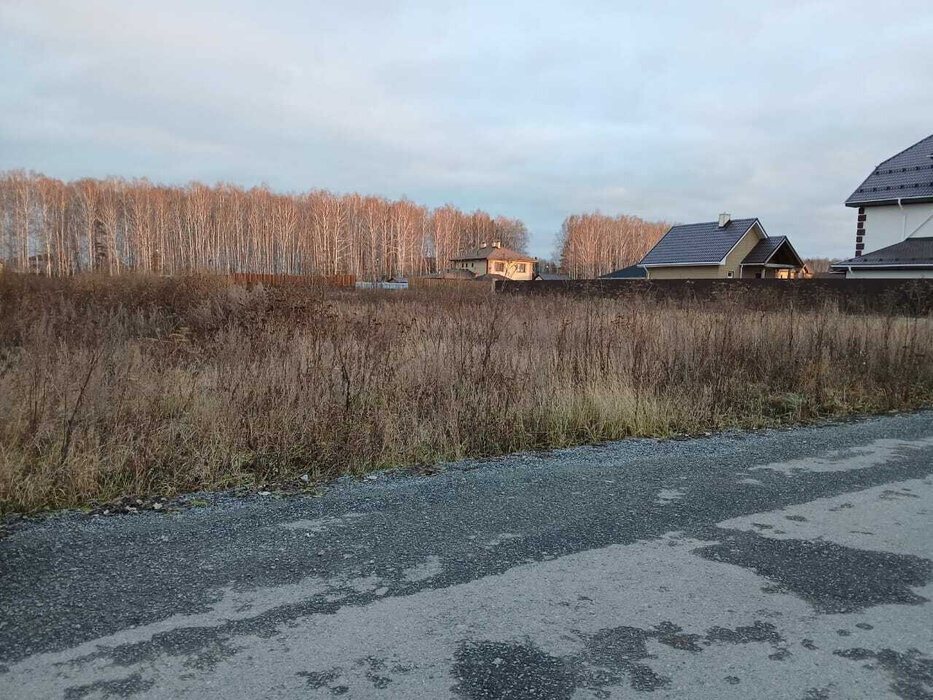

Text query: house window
(727, 271), (734, 279)
(493, 261), (505, 272)
(515, 263), (526, 273)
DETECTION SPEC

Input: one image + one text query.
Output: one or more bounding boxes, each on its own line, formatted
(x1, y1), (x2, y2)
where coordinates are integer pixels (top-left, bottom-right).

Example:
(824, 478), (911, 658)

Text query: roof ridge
(875, 133), (933, 169)
(671, 217), (757, 229)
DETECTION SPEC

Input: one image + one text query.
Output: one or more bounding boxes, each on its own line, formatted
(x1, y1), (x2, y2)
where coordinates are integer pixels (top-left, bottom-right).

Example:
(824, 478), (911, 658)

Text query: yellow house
(638, 215), (804, 279)
(450, 241), (536, 280)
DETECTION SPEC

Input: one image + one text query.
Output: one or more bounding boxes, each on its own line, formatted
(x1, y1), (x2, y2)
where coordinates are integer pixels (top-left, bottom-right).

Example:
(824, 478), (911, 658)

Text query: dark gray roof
(639, 218), (760, 266)
(832, 237), (933, 268)
(534, 273), (569, 281)
(741, 236), (785, 264)
(740, 236), (803, 267)
(599, 264), (647, 279)
(846, 134), (933, 207)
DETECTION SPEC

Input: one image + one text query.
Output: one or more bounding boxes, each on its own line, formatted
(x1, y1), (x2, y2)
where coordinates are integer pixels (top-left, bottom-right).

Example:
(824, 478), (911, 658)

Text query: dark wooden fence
(495, 278), (933, 315)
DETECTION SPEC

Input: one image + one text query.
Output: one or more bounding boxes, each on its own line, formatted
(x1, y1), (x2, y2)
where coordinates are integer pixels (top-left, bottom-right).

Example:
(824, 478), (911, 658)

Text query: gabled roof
(599, 264), (647, 279)
(534, 273), (569, 281)
(846, 134), (933, 207)
(831, 237), (933, 269)
(741, 236), (804, 268)
(639, 218), (761, 267)
(450, 245), (535, 262)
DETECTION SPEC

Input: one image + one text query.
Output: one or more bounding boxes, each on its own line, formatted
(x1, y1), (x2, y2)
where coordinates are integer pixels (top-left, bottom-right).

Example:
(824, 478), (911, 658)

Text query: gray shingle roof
(534, 273), (569, 280)
(846, 134), (933, 207)
(639, 219), (759, 266)
(740, 236), (804, 267)
(832, 237), (933, 268)
(599, 264), (647, 279)
(741, 236), (786, 264)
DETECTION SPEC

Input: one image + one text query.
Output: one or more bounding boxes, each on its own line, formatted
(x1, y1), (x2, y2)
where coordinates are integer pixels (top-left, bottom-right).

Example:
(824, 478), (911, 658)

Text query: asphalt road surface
(2, 413), (933, 699)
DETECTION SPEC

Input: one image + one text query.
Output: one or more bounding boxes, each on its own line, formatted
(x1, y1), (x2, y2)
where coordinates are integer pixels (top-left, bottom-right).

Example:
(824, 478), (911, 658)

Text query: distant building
(845, 134), (933, 258)
(637, 215), (804, 279)
(450, 241), (536, 281)
(533, 272), (569, 281)
(834, 134), (933, 278)
(598, 264), (647, 279)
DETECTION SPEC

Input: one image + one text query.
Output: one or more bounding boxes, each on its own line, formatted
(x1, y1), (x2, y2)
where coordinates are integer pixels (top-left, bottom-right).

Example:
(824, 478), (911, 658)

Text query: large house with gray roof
(832, 134), (933, 278)
(635, 214), (804, 279)
(843, 133), (933, 259)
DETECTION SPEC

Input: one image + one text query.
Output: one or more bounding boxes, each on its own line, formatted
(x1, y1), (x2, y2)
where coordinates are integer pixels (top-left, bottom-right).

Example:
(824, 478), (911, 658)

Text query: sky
(2, 1), (932, 260)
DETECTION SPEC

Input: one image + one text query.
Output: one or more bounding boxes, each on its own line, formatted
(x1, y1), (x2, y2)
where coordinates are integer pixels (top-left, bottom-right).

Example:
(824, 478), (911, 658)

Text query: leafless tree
(556, 212), (669, 278)
(0, 172), (534, 279)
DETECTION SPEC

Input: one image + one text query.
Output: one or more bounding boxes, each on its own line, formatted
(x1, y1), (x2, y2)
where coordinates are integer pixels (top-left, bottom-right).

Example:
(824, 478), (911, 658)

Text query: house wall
(646, 265), (722, 279)
(844, 268), (933, 279)
(861, 202), (933, 255)
(455, 259), (488, 276)
(724, 227), (764, 278)
(487, 259), (535, 280)
(454, 259), (535, 279)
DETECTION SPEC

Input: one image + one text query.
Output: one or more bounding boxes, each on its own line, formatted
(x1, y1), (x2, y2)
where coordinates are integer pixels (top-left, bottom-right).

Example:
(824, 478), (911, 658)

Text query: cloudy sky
(2, 1), (931, 259)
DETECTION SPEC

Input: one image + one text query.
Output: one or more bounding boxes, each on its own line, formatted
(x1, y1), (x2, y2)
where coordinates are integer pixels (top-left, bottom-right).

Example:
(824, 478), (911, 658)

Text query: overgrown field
(2, 273), (932, 512)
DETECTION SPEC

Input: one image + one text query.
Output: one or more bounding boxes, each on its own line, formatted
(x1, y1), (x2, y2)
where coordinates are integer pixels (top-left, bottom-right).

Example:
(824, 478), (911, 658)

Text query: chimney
(493, 240), (502, 248)
(718, 213), (731, 228)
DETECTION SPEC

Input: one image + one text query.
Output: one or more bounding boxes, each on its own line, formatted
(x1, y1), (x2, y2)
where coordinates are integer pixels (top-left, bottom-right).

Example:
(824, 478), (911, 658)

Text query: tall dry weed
(1, 272), (932, 511)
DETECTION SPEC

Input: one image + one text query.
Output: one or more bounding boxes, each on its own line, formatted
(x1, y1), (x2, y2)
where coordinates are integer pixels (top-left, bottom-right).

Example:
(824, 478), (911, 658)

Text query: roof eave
(641, 261), (721, 268)
(846, 194), (933, 207)
(831, 262), (933, 269)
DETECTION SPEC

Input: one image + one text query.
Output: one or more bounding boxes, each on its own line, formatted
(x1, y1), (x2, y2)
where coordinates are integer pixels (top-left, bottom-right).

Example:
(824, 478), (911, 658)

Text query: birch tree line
(0, 171), (529, 279)
(556, 212), (669, 278)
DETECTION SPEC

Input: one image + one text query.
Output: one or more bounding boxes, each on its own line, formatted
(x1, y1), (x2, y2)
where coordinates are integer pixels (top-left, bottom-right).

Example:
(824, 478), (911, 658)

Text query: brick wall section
(856, 206), (865, 257)
(495, 278), (933, 315)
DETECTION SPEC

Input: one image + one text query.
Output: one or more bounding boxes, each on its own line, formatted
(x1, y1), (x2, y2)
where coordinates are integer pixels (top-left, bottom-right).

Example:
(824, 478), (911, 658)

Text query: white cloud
(2, 0), (932, 258)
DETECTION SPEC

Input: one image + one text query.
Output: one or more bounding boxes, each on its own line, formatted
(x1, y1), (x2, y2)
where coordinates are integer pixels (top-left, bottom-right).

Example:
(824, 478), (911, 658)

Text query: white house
(449, 241), (536, 280)
(834, 134), (933, 278)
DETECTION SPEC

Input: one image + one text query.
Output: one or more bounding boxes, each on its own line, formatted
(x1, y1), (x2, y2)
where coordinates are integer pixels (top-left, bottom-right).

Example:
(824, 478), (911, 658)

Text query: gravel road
(2, 413), (933, 699)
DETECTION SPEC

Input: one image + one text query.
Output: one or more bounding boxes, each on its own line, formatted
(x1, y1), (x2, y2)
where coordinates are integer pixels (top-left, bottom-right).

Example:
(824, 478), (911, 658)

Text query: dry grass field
(2, 272), (932, 512)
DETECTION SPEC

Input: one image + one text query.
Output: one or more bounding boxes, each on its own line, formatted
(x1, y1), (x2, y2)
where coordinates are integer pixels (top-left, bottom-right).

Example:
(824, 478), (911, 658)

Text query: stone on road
(2, 413), (933, 699)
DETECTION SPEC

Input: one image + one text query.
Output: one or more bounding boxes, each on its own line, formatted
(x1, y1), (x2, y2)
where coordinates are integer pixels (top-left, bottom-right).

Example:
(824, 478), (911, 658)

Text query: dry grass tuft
(2, 272), (932, 512)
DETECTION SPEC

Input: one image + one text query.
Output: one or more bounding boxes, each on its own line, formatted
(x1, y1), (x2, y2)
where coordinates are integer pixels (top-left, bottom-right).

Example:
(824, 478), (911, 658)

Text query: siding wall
(646, 265), (723, 279)
(726, 227), (764, 279)
(862, 202), (933, 254)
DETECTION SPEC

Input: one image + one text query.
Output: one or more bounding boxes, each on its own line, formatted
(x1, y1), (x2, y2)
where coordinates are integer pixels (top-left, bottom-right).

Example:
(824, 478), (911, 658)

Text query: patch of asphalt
(695, 529), (933, 613)
(1, 411), (932, 698)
